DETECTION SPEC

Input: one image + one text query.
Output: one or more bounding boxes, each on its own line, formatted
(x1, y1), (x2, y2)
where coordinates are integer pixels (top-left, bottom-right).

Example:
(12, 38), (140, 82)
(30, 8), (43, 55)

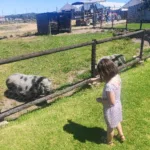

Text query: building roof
(72, 0), (106, 5)
(100, 2), (125, 10)
(80, 0), (106, 3)
(60, 3), (76, 11)
(122, 0), (142, 8)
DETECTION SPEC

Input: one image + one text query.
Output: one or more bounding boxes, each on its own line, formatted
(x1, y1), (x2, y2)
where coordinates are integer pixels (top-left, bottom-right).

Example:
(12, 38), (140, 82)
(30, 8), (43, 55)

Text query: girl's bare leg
(116, 122), (123, 136)
(116, 122), (125, 141)
(107, 127), (114, 145)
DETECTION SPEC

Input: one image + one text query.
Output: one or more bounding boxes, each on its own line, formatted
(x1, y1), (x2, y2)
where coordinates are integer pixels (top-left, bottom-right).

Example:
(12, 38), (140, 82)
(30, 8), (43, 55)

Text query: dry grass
(0, 22), (37, 37)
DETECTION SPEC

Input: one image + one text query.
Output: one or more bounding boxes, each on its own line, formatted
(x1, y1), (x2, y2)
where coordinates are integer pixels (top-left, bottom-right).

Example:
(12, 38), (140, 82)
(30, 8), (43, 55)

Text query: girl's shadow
(63, 120), (107, 144)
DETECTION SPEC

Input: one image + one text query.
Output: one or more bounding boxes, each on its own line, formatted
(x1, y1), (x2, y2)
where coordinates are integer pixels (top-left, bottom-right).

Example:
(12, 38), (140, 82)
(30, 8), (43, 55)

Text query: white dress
(102, 74), (122, 128)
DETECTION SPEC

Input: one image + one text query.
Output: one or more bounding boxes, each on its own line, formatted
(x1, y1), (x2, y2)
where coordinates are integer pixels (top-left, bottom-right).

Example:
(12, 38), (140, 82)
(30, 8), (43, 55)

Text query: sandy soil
(0, 22), (37, 37)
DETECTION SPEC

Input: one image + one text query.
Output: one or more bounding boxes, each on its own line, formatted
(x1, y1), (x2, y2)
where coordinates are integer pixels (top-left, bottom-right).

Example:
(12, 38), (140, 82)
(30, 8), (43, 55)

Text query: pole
(140, 20), (143, 30)
(125, 11), (128, 30)
(139, 31), (145, 59)
(112, 13), (114, 29)
(91, 39), (97, 77)
(100, 10), (103, 28)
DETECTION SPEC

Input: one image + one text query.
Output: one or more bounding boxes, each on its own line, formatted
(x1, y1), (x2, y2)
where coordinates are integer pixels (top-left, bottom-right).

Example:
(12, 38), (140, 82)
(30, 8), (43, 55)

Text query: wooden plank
(142, 54), (150, 60)
(118, 58), (140, 71)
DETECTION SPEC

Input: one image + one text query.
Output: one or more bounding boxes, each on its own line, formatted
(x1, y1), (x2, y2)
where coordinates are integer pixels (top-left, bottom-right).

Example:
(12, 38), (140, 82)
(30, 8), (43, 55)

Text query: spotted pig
(6, 73), (52, 100)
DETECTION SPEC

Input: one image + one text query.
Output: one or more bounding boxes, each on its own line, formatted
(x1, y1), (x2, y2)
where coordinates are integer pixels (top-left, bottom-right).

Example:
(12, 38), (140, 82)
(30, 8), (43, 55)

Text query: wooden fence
(0, 30), (148, 121)
(99, 17), (149, 31)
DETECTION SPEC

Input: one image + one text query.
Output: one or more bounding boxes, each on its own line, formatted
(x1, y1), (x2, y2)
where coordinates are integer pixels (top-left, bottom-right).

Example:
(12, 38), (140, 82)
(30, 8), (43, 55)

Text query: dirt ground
(0, 22), (37, 37)
(0, 20), (126, 38)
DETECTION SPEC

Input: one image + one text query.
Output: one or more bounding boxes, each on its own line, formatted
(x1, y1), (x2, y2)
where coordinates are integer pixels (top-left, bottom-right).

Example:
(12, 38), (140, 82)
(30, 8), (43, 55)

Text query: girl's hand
(96, 97), (102, 103)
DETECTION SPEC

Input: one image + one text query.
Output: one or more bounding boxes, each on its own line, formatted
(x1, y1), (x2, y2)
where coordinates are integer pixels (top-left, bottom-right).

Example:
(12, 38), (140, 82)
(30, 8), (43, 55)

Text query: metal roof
(72, 0), (105, 5)
(122, 0), (142, 8)
(100, 2), (125, 10)
(60, 3), (76, 11)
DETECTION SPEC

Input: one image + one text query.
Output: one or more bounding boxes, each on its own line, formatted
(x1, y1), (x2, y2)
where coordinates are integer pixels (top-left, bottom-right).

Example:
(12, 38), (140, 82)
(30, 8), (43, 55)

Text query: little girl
(93, 58), (125, 145)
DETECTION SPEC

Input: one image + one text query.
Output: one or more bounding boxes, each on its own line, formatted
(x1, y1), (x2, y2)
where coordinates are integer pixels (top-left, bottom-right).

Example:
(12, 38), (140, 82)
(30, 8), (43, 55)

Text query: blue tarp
(72, 2), (84, 5)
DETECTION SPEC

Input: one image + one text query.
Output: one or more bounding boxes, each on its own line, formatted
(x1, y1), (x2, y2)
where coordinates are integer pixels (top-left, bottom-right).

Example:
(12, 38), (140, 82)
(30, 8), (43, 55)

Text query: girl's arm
(97, 91), (115, 106)
(96, 97), (109, 105)
(106, 91), (115, 105)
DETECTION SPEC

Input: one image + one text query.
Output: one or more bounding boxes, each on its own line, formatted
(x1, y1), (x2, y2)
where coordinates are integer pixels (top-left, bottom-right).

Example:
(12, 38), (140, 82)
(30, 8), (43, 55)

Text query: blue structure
(36, 12), (72, 35)
(72, 1), (105, 26)
(123, 0), (150, 22)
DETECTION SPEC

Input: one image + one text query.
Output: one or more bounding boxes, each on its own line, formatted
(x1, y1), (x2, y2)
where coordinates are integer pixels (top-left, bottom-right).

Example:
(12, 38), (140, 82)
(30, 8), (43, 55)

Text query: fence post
(93, 13), (96, 28)
(112, 15), (114, 29)
(100, 16), (103, 28)
(100, 12), (103, 29)
(140, 20), (143, 30)
(91, 39), (97, 77)
(139, 31), (145, 59)
(49, 23), (51, 35)
(125, 19), (128, 30)
(125, 11), (128, 30)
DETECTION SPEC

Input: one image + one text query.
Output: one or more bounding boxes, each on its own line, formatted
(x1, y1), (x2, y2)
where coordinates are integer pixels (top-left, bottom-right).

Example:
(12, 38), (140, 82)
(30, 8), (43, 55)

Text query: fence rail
(0, 29), (147, 121)
(0, 30), (144, 66)
(0, 41), (93, 65)
(96, 30), (144, 44)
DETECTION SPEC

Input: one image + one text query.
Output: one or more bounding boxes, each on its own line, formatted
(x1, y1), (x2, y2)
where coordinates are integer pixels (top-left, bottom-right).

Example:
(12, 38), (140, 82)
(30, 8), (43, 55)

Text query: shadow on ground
(4, 90), (48, 107)
(63, 120), (107, 144)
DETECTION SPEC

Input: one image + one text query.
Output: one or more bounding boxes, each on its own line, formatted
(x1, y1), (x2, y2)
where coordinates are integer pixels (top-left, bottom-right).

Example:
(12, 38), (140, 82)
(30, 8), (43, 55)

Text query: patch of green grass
(115, 23), (150, 30)
(96, 38), (140, 61)
(0, 59), (150, 150)
(143, 47), (150, 57)
(0, 33), (111, 58)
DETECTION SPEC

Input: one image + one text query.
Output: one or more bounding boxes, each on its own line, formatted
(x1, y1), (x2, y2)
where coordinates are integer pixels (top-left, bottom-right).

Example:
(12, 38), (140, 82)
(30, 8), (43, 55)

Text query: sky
(0, 0), (129, 16)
